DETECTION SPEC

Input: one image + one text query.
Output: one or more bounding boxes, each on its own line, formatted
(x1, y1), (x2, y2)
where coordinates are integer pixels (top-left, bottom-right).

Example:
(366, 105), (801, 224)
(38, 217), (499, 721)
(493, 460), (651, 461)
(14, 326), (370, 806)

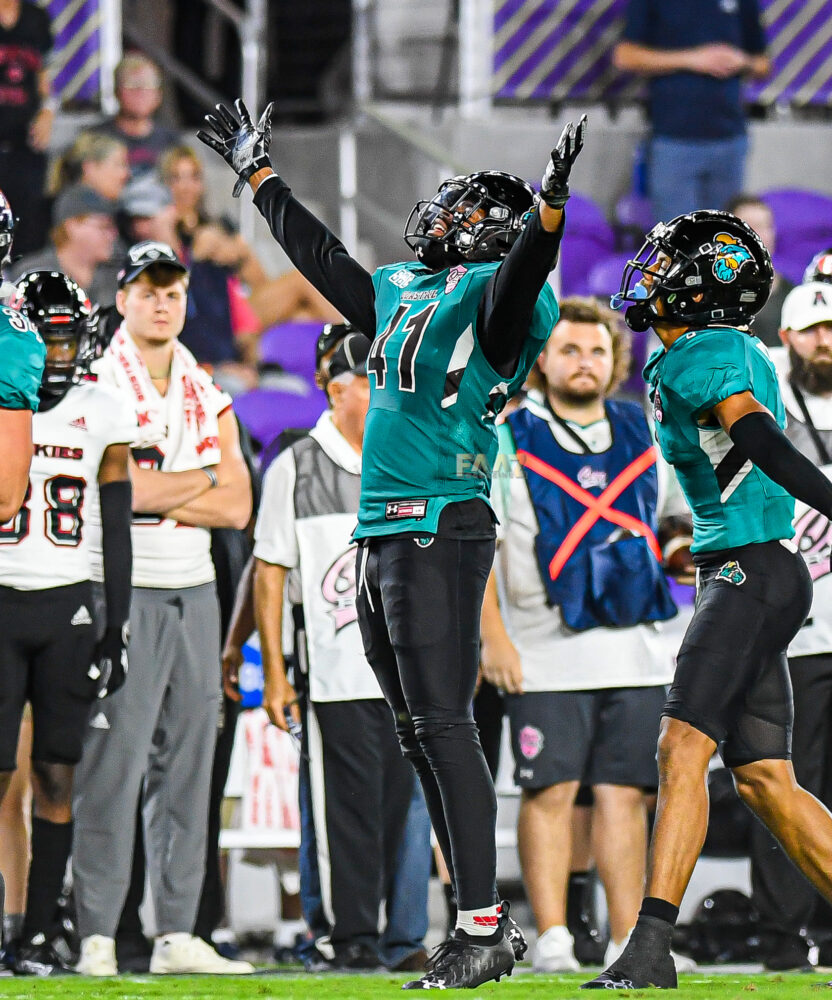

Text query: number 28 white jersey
(0, 380), (137, 590)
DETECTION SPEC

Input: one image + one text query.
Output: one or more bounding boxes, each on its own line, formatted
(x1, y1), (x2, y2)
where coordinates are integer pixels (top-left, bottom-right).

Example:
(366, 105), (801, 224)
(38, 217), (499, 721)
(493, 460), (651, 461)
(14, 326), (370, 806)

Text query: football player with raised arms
(0, 270), (134, 975)
(582, 212), (832, 989)
(199, 100), (585, 989)
(0, 193), (46, 523)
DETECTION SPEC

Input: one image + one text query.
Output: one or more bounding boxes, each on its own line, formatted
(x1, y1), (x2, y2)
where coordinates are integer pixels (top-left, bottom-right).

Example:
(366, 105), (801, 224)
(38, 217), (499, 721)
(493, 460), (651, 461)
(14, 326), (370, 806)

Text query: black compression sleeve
(99, 479), (133, 628)
(477, 209), (564, 377)
(729, 410), (832, 519)
(252, 174), (377, 336)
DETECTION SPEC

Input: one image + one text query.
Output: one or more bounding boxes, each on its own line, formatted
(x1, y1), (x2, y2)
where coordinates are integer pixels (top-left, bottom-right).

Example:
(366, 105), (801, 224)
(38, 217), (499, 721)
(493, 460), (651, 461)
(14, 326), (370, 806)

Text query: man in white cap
(750, 280), (832, 970)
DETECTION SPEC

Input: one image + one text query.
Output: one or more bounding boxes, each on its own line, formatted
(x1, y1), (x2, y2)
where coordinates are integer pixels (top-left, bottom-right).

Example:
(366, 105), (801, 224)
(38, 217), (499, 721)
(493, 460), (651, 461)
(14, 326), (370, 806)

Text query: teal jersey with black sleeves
(644, 327), (794, 553)
(355, 261), (558, 539)
(0, 305), (45, 412)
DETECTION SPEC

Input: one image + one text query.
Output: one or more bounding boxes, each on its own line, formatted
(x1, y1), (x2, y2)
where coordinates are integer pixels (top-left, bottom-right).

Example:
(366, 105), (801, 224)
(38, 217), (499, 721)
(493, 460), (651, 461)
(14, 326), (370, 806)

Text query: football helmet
(804, 248), (832, 284)
(404, 171), (536, 269)
(11, 270), (94, 398)
(611, 210), (773, 333)
(0, 189), (14, 270)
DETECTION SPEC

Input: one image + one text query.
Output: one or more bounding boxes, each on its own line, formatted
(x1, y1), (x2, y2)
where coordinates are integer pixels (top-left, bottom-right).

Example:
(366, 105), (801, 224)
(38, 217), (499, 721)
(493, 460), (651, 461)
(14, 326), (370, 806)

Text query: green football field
(0, 971), (827, 999)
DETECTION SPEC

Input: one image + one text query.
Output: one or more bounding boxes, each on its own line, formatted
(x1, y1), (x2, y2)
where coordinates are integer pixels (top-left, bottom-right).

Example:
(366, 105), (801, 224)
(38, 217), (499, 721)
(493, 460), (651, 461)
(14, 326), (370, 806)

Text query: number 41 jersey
(356, 260), (558, 539)
(0, 380), (137, 590)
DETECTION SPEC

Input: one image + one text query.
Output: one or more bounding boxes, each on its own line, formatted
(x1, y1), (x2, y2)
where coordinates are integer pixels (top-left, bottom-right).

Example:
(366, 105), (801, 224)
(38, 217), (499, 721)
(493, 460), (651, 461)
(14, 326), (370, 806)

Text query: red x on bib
(516, 446), (662, 581)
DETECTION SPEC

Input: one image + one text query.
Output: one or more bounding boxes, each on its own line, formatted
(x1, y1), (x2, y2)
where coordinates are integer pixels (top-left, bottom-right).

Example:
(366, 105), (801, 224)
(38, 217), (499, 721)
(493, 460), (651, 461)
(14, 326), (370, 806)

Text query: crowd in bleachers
(4, 0), (832, 982)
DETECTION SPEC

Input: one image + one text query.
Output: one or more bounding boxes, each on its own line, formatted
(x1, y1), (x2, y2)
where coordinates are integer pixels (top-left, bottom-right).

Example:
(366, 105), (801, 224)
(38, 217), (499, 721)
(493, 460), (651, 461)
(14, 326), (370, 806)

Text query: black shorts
(505, 686), (666, 791)
(665, 540), (812, 768)
(0, 581), (98, 769)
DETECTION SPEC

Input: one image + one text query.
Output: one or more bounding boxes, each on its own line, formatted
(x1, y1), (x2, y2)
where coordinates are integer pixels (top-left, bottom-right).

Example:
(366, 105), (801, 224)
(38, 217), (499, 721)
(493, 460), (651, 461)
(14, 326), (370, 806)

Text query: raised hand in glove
(540, 114), (588, 210)
(88, 624), (129, 699)
(197, 98), (274, 197)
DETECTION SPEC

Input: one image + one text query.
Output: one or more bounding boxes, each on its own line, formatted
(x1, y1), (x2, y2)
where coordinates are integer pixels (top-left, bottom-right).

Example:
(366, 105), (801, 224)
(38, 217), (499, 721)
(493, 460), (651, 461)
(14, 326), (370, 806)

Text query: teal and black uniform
(0, 304), (45, 412)
(253, 175), (562, 912)
(359, 260), (557, 538)
(645, 326), (811, 766)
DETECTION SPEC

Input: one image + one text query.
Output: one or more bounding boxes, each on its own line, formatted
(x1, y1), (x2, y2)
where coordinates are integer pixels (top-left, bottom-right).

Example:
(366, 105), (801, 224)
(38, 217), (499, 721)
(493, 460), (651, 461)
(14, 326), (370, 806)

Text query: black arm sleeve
(252, 174), (377, 337)
(99, 479), (133, 628)
(477, 209), (565, 377)
(729, 410), (832, 519)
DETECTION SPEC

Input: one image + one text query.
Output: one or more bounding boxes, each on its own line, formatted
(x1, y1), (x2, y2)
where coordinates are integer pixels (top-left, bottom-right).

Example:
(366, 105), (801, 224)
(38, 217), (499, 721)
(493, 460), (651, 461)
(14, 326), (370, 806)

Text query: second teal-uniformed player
(199, 99), (584, 989)
(585, 211), (832, 991)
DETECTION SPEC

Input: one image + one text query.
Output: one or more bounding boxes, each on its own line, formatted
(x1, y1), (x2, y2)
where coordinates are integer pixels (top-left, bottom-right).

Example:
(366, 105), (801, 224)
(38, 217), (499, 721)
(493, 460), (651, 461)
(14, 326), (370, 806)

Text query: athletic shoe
(403, 903), (516, 990)
(13, 935), (76, 976)
(604, 930), (697, 973)
(581, 917), (677, 989)
(76, 936), (117, 976)
(389, 948), (428, 972)
(503, 901), (529, 962)
(762, 932), (811, 971)
(332, 941), (385, 970)
(149, 933), (254, 974)
(533, 925), (580, 973)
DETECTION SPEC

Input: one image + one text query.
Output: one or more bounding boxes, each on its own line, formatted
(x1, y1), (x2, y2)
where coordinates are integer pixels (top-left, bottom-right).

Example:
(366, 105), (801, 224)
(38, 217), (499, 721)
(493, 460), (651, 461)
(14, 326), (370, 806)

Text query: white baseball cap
(780, 281), (832, 332)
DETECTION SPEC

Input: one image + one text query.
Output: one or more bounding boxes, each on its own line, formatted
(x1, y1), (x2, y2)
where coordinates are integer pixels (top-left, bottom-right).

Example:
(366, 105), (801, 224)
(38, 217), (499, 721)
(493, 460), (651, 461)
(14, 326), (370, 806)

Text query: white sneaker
(150, 933), (254, 974)
(76, 935), (118, 976)
(604, 931), (697, 973)
(533, 925), (580, 973)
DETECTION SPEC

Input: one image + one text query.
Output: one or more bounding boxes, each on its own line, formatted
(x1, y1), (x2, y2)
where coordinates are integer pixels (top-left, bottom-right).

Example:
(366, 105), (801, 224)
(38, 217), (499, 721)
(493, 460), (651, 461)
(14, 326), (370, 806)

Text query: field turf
(0, 970), (828, 999)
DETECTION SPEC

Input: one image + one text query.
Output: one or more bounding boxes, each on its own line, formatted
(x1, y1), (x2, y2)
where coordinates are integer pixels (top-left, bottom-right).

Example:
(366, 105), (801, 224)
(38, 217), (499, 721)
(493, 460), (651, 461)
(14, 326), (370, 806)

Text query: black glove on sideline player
(539, 115), (588, 210)
(197, 98), (274, 197)
(89, 624), (129, 699)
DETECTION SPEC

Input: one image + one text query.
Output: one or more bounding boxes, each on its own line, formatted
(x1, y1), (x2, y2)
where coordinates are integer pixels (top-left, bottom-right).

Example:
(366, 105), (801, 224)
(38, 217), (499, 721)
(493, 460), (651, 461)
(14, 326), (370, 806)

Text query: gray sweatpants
(73, 583), (221, 938)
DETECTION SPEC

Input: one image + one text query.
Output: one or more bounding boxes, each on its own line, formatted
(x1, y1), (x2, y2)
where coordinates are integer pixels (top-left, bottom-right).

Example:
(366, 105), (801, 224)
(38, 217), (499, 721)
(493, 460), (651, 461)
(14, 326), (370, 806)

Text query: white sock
(456, 903), (501, 937)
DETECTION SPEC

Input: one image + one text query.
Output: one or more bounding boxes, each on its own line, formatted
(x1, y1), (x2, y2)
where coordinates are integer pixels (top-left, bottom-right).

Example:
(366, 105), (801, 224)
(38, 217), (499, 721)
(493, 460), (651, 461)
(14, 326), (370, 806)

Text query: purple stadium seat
(232, 386), (327, 447)
(559, 194), (616, 296)
(259, 321), (324, 379)
(760, 188), (832, 285)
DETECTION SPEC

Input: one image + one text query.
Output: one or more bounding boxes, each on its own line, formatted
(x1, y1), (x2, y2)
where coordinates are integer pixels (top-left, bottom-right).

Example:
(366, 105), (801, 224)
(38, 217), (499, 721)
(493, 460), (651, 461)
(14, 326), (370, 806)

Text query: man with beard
(748, 280), (832, 970)
(480, 297), (683, 974)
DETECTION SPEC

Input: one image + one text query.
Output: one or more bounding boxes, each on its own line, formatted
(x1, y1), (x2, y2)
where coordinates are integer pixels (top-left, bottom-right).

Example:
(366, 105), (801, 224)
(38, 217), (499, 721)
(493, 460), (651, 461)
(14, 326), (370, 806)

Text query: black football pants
(356, 533), (497, 912)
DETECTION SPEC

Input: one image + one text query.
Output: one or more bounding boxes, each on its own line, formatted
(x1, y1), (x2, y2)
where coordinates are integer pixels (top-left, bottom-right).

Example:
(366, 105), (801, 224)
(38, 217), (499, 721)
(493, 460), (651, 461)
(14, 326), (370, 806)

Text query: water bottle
(239, 634), (265, 709)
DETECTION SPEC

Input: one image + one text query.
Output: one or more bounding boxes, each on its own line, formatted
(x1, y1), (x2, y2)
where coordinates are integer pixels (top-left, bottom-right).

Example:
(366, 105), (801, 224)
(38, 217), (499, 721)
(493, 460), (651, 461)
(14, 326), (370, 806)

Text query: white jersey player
(0, 270), (134, 975)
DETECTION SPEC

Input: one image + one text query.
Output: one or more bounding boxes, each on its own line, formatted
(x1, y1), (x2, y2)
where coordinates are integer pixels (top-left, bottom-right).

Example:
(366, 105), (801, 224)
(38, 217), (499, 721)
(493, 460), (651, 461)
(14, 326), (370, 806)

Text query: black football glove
(88, 624), (129, 699)
(539, 114), (588, 210)
(196, 98), (274, 198)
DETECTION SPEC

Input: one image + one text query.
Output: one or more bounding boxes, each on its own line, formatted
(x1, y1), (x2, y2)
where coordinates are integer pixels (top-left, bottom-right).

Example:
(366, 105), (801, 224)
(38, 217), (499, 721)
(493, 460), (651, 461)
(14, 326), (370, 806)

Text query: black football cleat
(581, 917), (677, 990)
(402, 933), (514, 990)
(13, 935), (76, 977)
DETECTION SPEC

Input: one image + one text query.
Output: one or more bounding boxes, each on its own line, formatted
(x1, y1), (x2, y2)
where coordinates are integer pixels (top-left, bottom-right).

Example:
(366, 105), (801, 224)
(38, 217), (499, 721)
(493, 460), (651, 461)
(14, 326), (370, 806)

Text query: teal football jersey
(643, 327), (794, 553)
(355, 261), (558, 538)
(0, 306), (45, 412)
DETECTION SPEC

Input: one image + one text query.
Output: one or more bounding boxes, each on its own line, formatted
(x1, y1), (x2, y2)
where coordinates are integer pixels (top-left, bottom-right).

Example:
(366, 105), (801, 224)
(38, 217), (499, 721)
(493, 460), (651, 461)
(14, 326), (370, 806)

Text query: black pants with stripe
(309, 698), (412, 950)
(356, 530), (497, 912)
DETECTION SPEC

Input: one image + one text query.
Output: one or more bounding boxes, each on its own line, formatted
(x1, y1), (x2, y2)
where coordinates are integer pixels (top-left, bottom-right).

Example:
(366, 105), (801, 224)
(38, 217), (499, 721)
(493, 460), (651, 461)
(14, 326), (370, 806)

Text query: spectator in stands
(480, 298), (685, 973)
(72, 242), (252, 977)
(614, 0), (769, 223)
(160, 143), (339, 333)
(250, 333), (427, 971)
(749, 281), (832, 970)
(120, 179), (261, 394)
(94, 53), (179, 186)
(726, 194), (794, 349)
(0, 0), (57, 255)
(50, 133), (130, 204)
(10, 185), (119, 308)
